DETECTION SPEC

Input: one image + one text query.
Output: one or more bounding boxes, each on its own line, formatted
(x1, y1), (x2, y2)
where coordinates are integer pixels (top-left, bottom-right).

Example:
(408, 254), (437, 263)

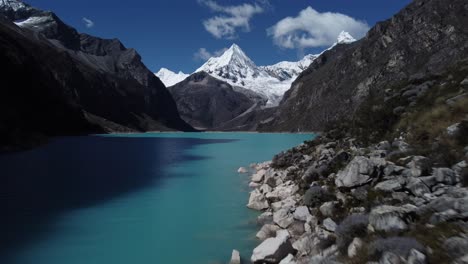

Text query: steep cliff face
(168, 72), (255, 130)
(0, 1), (193, 149)
(262, 0), (468, 132)
(0, 18), (101, 149)
(246, 2), (468, 261)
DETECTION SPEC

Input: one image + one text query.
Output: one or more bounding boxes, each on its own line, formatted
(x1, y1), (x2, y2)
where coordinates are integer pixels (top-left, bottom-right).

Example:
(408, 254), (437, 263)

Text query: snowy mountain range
(156, 31), (357, 106)
(195, 44), (293, 106)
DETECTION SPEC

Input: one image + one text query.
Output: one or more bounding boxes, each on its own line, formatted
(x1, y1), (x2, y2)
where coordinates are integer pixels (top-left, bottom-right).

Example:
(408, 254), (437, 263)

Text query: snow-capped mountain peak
(218, 43), (255, 67)
(317, 32), (356, 54)
(0, 0), (28, 11)
(155, 68), (189, 87)
(195, 44), (316, 106)
(196, 43), (258, 75)
(337, 31), (356, 44)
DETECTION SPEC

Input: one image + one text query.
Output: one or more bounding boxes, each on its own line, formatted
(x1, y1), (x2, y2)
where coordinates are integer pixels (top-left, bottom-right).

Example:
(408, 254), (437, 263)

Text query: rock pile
(243, 136), (468, 263)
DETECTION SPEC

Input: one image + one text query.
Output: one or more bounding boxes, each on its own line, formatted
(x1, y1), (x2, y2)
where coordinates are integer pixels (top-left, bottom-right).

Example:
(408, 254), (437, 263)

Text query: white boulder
(257, 224), (281, 240)
(407, 249), (427, 264)
(260, 184), (273, 194)
(407, 156), (431, 177)
(266, 184), (299, 201)
(292, 233), (316, 256)
(293, 206), (311, 222)
(447, 123), (461, 136)
(347, 237), (364, 258)
(335, 156), (375, 188)
(238, 167), (248, 174)
(252, 169), (266, 183)
(251, 230), (295, 263)
(319, 201), (338, 217)
(279, 254), (297, 264)
(229, 249), (241, 264)
(247, 189), (269, 210)
(323, 218), (337, 232)
(369, 205), (416, 232)
(433, 167), (457, 185)
(271, 197), (297, 212)
(258, 212), (274, 225)
(274, 208), (294, 228)
(375, 179), (403, 192)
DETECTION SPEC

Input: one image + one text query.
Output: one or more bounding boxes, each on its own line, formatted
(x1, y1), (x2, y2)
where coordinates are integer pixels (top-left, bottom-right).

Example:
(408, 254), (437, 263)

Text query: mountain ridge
(194, 43), (324, 106)
(160, 32), (358, 131)
(160, 32), (357, 106)
(260, 0), (468, 132)
(0, 0), (194, 149)
(168, 71), (256, 130)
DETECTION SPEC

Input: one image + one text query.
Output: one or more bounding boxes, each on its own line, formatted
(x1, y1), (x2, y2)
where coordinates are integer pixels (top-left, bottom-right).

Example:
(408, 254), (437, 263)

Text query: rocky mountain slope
(232, 0), (468, 263)
(168, 72), (256, 130)
(0, 18), (99, 149)
(261, 0), (468, 133)
(0, 0), (194, 149)
(242, 131), (468, 263)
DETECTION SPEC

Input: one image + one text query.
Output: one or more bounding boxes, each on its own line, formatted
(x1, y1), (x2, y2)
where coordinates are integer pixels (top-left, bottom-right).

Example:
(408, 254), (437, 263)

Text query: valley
(1, 0), (467, 263)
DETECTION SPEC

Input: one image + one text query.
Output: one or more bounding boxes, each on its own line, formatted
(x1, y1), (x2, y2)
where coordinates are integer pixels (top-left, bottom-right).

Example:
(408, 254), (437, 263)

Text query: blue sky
(27, 0), (411, 73)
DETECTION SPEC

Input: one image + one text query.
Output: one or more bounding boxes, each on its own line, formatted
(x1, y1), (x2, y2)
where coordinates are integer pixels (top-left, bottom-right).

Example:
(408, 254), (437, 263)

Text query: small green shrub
(368, 237), (425, 260)
(271, 150), (303, 169)
(336, 214), (369, 253)
(461, 167), (468, 187)
(456, 120), (468, 146)
(405, 222), (464, 263)
(303, 186), (334, 207)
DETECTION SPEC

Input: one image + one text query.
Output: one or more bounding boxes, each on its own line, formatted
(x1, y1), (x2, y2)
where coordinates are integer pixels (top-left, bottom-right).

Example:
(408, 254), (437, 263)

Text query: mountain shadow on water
(0, 136), (237, 261)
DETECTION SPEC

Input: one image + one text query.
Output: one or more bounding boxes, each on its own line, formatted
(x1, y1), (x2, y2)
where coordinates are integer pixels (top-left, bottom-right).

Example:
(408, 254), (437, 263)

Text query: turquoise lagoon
(0, 132), (314, 264)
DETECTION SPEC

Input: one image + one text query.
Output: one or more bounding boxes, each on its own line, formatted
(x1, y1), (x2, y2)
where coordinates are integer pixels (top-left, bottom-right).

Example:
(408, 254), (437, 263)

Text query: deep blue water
(0, 132), (313, 264)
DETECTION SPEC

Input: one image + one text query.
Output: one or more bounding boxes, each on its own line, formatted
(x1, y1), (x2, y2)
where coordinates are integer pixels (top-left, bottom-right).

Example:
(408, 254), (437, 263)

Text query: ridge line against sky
(25, 0), (411, 73)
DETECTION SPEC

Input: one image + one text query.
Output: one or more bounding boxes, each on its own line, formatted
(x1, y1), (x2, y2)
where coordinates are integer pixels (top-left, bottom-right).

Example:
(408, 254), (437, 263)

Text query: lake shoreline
(102, 131), (319, 136)
(241, 134), (468, 263)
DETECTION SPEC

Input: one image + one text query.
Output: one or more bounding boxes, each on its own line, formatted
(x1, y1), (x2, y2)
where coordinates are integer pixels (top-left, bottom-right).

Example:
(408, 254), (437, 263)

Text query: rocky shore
(235, 134), (468, 263)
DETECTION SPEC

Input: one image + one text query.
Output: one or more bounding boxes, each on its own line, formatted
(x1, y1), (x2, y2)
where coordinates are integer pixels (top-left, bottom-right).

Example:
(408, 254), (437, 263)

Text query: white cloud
(199, 0), (264, 39)
(268, 7), (370, 49)
(194, 47), (228, 61)
(82, 17), (94, 28)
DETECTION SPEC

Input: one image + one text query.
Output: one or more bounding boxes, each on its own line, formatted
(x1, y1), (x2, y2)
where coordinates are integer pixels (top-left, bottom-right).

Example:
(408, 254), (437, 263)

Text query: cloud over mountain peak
(268, 6), (369, 49)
